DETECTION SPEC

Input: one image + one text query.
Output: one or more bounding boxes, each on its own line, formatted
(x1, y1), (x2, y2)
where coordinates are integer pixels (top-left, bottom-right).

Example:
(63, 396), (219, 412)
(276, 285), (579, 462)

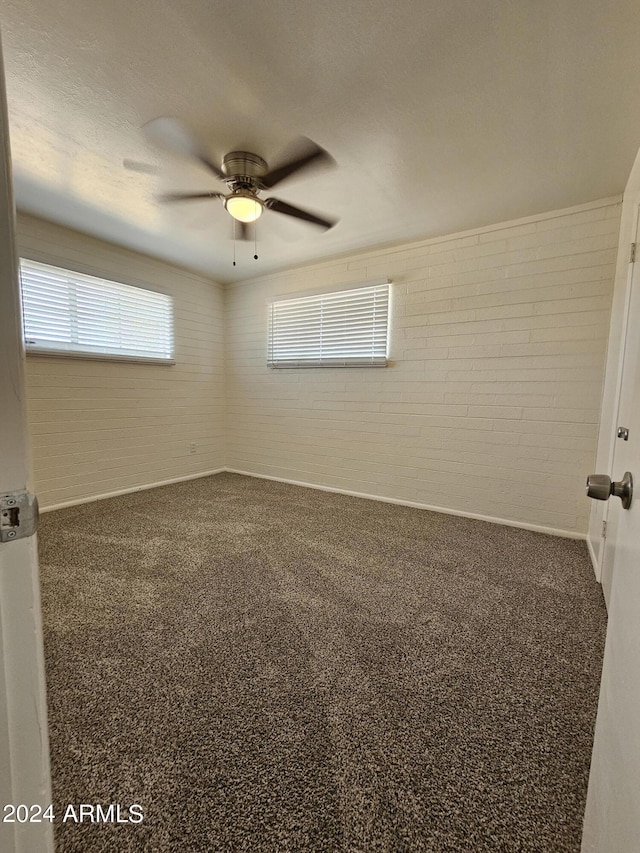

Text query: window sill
(268, 360), (389, 369)
(25, 348), (175, 366)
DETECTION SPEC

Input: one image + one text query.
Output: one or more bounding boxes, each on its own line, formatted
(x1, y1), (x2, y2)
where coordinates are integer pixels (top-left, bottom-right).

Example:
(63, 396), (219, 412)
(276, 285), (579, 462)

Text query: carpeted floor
(38, 472), (607, 853)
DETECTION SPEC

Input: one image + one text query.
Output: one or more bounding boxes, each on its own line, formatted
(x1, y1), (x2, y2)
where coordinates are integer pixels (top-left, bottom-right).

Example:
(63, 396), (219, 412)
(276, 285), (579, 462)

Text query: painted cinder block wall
(16, 213), (226, 509)
(17, 199), (621, 533)
(225, 198), (622, 536)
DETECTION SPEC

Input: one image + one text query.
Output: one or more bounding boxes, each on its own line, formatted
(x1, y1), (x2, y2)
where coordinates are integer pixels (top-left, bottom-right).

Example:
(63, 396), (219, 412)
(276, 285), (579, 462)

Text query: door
(0, 37), (53, 853)
(581, 221), (640, 850)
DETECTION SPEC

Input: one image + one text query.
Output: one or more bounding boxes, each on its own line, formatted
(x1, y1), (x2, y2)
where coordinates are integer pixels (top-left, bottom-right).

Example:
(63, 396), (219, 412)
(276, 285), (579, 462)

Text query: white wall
(16, 214), (225, 509)
(226, 198), (621, 536)
(17, 198), (621, 532)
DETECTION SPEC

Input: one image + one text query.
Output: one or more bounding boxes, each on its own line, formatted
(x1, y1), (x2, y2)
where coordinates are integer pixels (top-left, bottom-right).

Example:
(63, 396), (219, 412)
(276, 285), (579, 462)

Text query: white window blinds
(268, 282), (390, 368)
(19, 259), (174, 362)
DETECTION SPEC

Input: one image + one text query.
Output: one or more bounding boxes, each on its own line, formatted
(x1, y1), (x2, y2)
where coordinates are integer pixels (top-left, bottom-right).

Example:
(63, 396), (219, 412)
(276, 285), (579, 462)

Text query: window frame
(267, 279), (391, 369)
(19, 258), (176, 365)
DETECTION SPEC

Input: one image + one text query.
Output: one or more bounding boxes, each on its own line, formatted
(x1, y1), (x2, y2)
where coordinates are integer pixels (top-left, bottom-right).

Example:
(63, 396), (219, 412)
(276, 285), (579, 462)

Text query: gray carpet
(38, 472), (607, 852)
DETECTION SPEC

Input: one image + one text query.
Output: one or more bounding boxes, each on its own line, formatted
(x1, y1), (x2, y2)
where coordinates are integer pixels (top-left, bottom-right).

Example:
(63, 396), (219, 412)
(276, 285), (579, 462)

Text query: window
(19, 259), (174, 363)
(268, 281), (390, 368)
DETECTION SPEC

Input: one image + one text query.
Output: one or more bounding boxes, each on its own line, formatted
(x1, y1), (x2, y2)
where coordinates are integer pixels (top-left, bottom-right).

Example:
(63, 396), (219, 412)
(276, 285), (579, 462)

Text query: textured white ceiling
(2, 0), (640, 284)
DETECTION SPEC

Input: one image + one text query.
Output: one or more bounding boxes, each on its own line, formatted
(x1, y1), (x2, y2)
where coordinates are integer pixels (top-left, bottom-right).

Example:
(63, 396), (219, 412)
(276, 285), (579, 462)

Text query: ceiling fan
(138, 118), (338, 238)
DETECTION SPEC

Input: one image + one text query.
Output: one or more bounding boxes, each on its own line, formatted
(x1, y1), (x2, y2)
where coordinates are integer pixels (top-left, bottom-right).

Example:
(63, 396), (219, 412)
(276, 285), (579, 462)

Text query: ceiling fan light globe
(225, 193), (264, 223)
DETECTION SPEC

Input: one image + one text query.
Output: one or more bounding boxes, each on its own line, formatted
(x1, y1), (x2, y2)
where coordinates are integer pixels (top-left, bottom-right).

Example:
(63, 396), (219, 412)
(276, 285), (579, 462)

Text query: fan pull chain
(232, 219), (236, 267)
(254, 221), (258, 260)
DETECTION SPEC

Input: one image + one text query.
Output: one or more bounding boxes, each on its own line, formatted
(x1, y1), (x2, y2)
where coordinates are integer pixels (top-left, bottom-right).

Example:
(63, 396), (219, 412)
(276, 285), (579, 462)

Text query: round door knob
(586, 474), (613, 501)
(586, 472), (633, 509)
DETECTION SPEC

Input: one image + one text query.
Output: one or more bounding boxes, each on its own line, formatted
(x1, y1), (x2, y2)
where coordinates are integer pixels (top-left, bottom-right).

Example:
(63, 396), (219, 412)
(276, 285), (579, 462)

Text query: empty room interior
(2, 2), (640, 852)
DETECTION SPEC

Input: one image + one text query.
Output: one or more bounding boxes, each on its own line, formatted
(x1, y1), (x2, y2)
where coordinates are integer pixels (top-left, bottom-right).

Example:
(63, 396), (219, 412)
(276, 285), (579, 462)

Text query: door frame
(594, 206), (640, 610)
(597, 206), (640, 606)
(587, 178), (640, 586)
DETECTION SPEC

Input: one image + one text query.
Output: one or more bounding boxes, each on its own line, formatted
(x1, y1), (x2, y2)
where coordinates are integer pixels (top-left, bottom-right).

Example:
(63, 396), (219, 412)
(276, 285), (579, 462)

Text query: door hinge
(602, 520), (607, 538)
(631, 242), (637, 263)
(0, 492), (39, 542)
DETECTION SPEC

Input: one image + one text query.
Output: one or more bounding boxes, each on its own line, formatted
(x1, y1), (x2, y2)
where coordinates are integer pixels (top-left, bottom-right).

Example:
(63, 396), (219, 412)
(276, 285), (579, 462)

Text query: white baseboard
(224, 468), (588, 541)
(41, 465), (589, 541)
(40, 468), (226, 513)
(586, 534), (601, 580)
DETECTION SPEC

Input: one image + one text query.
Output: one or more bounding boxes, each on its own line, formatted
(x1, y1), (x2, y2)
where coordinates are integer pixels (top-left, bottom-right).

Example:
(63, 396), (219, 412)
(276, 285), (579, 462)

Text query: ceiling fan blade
(260, 138), (335, 189)
(158, 191), (224, 202)
(123, 159), (159, 175)
(264, 197), (337, 230)
(142, 117), (225, 181)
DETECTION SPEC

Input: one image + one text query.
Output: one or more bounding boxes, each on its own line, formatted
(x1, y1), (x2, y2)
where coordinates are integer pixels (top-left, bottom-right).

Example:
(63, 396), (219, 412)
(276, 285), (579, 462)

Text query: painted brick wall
(17, 214), (225, 509)
(225, 198), (621, 535)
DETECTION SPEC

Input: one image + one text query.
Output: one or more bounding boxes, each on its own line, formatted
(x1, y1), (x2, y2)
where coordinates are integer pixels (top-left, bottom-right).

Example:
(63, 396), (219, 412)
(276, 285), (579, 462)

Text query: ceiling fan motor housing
(223, 151), (267, 190)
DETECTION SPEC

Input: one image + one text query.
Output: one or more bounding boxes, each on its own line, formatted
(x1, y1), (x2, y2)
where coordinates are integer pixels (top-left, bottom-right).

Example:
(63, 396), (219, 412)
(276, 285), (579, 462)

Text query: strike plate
(0, 492), (39, 542)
